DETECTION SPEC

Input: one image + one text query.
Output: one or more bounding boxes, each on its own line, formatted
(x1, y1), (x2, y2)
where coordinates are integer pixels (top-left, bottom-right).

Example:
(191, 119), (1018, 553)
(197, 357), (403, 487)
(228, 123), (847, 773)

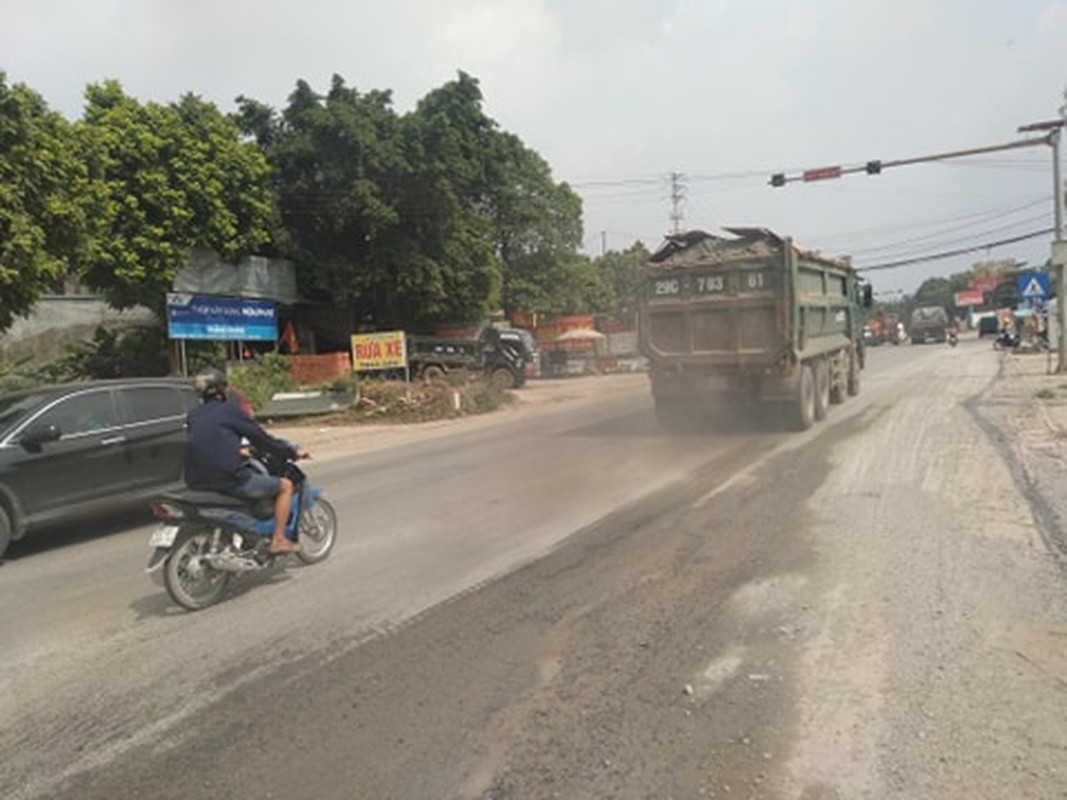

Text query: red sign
(954, 290), (984, 307)
(967, 277), (1000, 293)
(802, 166), (842, 182)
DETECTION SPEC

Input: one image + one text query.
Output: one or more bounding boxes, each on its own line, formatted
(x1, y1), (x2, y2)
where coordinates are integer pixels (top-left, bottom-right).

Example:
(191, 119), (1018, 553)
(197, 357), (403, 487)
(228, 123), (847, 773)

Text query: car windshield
(0, 391), (51, 440)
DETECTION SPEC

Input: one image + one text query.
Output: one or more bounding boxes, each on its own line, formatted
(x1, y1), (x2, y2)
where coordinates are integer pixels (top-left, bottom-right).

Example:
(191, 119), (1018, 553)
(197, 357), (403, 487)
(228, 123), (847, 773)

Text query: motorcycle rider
(185, 367), (309, 555)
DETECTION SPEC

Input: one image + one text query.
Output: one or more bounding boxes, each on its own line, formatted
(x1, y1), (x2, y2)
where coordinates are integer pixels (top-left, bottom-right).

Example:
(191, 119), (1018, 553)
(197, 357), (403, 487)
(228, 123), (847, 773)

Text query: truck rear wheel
(491, 367), (517, 389)
(422, 365), (446, 382)
(847, 348), (861, 396)
(813, 359), (830, 420)
(787, 364), (816, 431)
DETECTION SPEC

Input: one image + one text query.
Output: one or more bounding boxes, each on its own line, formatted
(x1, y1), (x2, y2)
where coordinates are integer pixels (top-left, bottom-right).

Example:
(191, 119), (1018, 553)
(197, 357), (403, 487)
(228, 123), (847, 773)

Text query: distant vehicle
(637, 227), (872, 432)
(976, 314), (999, 338)
(867, 309), (902, 346)
(909, 305), (948, 344)
(0, 378), (198, 558)
(407, 327), (529, 388)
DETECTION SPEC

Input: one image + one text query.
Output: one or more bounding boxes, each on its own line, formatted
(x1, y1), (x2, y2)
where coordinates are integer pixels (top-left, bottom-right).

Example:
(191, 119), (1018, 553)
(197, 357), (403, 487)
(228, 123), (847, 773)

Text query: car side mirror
(19, 423), (62, 451)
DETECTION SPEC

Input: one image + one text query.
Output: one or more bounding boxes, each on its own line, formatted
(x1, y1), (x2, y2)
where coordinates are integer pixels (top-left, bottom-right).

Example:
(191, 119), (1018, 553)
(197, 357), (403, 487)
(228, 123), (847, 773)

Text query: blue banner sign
(166, 293), (277, 341)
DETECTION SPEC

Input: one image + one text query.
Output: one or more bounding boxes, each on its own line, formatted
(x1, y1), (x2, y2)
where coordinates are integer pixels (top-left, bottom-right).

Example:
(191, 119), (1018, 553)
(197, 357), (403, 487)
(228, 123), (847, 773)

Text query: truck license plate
(149, 524), (179, 548)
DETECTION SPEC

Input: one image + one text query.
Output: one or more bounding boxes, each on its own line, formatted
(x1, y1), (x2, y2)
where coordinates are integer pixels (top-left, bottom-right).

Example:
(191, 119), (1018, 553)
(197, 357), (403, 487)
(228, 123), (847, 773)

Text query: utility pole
(1018, 118), (1066, 371)
(669, 172), (686, 233)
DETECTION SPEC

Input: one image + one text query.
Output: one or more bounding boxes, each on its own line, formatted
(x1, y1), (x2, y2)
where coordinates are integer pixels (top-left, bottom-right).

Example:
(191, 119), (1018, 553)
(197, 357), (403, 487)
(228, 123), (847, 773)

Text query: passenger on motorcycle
(185, 367), (309, 555)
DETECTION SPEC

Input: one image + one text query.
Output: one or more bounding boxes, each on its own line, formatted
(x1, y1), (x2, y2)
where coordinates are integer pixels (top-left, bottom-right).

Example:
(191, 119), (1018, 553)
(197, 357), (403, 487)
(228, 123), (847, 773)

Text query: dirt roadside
(983, 348), (1067, 561)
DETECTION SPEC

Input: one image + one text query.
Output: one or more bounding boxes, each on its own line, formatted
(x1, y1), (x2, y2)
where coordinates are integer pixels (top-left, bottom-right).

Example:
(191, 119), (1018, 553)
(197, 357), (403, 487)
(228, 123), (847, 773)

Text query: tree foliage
(237, 71), (585, 330)
(0, 73), (87, 331)
(592, 241), (651, 321)
(5, 70), (595, 344)
(76, 82), (275, 315)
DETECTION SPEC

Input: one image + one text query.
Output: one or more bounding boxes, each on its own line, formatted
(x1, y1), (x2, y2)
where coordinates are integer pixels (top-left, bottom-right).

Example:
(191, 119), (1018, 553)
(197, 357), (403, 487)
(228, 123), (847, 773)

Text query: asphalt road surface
(3, 338), (1065, 799)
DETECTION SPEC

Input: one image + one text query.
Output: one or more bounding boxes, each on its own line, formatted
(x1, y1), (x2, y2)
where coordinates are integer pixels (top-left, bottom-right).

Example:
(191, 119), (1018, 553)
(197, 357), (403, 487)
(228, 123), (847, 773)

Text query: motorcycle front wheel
(297, 498), (338, 565)
(164, 529), (230, 610)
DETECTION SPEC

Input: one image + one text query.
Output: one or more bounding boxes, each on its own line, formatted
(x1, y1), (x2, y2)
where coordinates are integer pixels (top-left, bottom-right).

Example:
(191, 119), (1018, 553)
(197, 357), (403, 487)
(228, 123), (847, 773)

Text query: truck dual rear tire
(813, 360), (830, 420)
(788, 364), (816, 431)
(847, 348), (861, 396)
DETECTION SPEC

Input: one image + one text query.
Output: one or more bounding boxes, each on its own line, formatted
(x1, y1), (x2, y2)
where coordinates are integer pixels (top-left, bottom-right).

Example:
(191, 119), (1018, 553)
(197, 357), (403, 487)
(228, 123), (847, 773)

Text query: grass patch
(1035, 387), (1056, 400)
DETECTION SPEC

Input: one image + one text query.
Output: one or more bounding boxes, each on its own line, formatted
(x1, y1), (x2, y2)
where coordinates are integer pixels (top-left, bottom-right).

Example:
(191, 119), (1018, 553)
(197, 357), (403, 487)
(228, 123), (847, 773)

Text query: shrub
(228, 353), (296, 412)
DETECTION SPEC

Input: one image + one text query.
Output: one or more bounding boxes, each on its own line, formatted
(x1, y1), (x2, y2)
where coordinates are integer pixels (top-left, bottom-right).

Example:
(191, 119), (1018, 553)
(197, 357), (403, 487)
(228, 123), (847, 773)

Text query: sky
(3, 0), (1066, 297)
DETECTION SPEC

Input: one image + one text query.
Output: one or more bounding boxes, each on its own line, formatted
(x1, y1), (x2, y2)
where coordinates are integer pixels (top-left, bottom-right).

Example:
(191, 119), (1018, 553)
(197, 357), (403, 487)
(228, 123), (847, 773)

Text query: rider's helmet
(193, 367), (228, 401)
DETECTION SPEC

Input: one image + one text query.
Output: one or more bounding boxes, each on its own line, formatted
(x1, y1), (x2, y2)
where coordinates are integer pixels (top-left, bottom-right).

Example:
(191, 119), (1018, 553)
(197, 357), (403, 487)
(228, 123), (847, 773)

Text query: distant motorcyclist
(185, 367), (308, 555)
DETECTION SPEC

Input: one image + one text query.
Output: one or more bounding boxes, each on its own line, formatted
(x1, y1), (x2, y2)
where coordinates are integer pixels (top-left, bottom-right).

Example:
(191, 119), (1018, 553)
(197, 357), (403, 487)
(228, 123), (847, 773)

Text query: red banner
(967, 277), (1000, 293)
(954, 289), (984, 307)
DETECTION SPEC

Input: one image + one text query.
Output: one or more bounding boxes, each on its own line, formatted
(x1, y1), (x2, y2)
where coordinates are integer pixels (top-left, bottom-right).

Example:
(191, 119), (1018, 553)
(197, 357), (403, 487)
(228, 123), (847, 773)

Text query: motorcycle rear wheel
(164, 529), (231, 610)
(297, 498), (337, 565)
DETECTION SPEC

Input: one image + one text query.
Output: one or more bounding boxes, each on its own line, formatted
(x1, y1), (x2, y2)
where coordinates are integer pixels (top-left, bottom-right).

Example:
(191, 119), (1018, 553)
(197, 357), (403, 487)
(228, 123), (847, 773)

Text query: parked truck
(638, 227), (872, 431)
(406, 327), (530, 388)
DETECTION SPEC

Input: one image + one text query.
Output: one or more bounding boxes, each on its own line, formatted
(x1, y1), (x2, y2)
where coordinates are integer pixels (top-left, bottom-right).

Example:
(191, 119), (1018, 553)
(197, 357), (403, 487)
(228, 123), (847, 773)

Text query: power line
(856, 229), (1054, 272)
(848, 212), (1051, 258)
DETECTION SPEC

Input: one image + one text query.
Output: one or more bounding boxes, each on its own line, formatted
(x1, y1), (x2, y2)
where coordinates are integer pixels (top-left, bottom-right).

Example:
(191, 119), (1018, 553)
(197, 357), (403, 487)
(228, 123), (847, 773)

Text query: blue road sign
(1017, 272), (1049, 301)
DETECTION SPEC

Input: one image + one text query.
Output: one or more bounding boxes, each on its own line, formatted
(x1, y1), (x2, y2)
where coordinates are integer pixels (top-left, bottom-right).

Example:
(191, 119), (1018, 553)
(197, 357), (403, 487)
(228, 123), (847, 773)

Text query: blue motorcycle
(146, 450), (337, 610)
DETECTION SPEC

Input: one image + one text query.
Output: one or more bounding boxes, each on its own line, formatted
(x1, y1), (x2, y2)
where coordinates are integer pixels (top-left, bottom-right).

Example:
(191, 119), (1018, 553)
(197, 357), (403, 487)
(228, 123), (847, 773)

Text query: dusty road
(4, 340), (1066, 799)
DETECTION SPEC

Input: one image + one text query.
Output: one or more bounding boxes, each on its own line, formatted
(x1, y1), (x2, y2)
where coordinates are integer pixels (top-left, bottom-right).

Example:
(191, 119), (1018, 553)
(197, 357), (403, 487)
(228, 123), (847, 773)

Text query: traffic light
(770, 173), (786, 187)
(865, 160), (882, 175)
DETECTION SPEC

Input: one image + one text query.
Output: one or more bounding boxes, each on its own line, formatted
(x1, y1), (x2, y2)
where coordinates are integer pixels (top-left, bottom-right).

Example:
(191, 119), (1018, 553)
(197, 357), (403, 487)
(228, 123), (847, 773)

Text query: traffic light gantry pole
(769, 125), (1067, 371)
(768, 134), (1055, 187)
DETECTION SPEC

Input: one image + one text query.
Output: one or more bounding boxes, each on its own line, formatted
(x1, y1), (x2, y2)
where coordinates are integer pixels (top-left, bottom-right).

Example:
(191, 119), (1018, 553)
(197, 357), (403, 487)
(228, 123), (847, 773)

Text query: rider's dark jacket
(184, 399), (296, 492)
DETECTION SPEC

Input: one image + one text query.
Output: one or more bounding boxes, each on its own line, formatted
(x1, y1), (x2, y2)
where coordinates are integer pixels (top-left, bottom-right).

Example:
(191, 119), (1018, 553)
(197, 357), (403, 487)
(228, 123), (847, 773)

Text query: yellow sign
(350, 331), (407, 371)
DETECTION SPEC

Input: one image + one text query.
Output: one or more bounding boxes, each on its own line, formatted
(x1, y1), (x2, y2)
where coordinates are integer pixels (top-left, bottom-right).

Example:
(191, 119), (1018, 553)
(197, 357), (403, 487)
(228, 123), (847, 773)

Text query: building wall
(0, 296), (156, 364)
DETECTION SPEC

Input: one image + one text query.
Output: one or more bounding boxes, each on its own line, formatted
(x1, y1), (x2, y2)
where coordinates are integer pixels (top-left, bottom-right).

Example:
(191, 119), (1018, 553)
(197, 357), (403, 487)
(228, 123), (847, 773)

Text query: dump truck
(407, 327), (530, 388)
(909, 305), (948, 344)
(637, 227), (872, 431)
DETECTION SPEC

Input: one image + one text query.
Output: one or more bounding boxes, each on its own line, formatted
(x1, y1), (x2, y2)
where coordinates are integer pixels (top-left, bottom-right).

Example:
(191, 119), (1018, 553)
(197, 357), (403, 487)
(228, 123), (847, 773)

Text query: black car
(0, 378), (197, 557)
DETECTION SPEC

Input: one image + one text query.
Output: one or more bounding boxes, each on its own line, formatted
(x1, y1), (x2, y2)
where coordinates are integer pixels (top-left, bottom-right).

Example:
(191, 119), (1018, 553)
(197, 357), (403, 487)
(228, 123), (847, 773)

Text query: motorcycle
(145, 448), (337, 610)
(994, 326), (1020, 350)
(947, 328), (959, 347)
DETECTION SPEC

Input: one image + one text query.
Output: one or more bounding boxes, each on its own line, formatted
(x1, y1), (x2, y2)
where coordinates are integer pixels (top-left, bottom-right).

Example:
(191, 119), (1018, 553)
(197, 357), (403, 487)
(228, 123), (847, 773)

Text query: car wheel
(0, 506), (11, 559)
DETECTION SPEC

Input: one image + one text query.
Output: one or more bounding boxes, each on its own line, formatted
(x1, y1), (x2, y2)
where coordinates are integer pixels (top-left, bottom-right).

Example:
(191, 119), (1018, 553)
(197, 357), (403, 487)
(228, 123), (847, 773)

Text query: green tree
(593, 241), (651, 321)
(0, 74), (88, 331)
(484, 127), (585, 317)
(240, 73), (505, 331)
(237, 71), (587, 331)
(77, 82), (275, 315)
(913, 276), (955, 310)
